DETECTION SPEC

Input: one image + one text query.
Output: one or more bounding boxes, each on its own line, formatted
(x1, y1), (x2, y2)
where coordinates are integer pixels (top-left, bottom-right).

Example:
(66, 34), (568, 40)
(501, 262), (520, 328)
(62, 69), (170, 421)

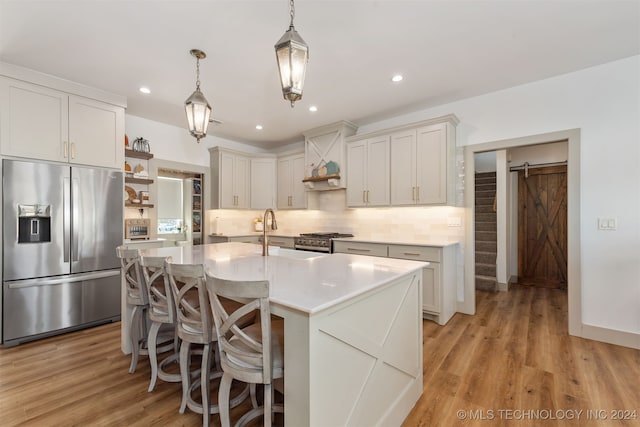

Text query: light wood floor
(1, 285), (638, 426)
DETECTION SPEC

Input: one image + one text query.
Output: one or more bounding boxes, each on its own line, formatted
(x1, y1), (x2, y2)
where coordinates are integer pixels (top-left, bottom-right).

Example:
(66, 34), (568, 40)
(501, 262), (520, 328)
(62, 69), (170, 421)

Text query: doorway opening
(463, 129), (581, 337)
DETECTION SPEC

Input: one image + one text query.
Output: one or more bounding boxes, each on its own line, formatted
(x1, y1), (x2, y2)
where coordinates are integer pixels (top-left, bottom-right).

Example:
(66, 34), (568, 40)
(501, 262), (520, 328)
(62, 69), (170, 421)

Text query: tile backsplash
(208, 190), (465, 244)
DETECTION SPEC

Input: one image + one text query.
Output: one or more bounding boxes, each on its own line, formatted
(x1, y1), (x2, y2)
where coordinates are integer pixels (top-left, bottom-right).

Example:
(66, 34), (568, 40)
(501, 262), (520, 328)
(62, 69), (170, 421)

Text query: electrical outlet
(448, 216), (462, 227)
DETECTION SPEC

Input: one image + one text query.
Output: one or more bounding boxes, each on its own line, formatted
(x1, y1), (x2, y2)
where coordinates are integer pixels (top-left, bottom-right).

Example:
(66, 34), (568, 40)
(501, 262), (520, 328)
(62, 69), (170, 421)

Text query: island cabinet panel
(304, 271), (423, 426)
(0, 77), (124, 169)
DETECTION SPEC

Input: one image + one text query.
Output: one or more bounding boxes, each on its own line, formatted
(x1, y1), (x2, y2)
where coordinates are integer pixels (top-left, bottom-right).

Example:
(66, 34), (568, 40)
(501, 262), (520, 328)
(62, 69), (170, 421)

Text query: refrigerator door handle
(72, 177), (80, 262)
(6, 270), (120, 289)
(63, 176), (71, 263)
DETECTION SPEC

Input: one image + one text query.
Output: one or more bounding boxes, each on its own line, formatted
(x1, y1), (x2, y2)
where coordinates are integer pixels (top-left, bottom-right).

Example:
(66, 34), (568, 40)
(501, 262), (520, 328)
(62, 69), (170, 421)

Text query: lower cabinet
(334, 240), (457, 325)
(210, 235), (261, 244)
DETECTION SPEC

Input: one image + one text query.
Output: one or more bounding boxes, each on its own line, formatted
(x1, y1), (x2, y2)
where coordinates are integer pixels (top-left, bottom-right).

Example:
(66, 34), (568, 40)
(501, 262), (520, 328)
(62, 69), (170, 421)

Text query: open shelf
(302, 174), (341, 183)
(125, 202), (154, 208)
(125, 177), (154, 185)
(125, 149), (154, 160)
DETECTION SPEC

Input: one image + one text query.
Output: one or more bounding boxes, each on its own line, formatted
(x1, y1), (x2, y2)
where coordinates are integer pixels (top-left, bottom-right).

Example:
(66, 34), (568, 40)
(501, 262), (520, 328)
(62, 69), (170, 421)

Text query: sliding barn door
(518, 165), (567, 289)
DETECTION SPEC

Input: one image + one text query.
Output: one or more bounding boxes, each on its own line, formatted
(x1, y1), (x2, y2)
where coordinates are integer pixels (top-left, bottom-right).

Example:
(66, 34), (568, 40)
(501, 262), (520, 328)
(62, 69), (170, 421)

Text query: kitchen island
(131, 242), (426, 426)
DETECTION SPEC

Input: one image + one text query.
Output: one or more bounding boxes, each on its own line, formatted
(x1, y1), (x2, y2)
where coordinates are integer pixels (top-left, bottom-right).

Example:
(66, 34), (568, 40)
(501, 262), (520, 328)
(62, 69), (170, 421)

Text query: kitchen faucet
(262, 208), (278, 256)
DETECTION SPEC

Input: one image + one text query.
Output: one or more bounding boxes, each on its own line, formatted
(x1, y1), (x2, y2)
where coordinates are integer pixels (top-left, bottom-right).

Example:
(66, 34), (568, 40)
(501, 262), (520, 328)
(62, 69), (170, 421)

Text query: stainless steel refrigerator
(2, 159), (123, 346)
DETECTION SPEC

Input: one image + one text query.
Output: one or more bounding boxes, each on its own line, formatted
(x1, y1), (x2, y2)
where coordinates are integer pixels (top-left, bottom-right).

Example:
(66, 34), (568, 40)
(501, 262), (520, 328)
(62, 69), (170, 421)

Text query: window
(157, 177), (184, 233)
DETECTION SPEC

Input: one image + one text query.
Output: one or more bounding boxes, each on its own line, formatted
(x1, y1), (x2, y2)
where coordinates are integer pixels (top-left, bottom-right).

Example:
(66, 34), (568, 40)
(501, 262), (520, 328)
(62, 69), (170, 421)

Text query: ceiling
(1, 1), (638, 149)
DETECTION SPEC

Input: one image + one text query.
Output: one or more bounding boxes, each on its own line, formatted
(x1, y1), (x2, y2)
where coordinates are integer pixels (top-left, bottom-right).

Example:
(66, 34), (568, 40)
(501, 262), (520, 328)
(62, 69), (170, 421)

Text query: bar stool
(139, 255), (181, 392)
(116, 246), (149, 374)
(206, 274), (284, 427)
(165, 262), (250, 427)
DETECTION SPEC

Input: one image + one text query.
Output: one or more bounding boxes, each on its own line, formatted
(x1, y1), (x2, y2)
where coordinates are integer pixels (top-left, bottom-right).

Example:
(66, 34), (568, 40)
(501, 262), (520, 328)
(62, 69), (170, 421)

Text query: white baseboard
(497, 281), (509, 292)
(579, 323), (640, 350)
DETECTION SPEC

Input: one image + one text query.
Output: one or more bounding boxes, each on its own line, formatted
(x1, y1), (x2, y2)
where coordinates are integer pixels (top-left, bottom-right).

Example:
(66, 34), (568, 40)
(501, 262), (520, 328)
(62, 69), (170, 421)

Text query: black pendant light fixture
(275, 0), (309, 108)
(184, 49), (212, 142)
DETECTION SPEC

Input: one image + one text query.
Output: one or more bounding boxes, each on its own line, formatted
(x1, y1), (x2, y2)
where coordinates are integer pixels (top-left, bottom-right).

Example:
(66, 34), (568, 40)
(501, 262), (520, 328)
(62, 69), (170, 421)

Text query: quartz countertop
(139, 242), (426, 315)
(332, 237), (459, 247)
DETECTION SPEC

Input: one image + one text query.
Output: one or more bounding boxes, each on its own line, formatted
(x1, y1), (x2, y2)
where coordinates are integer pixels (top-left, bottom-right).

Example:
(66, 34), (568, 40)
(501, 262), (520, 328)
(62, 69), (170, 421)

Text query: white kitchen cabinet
(390, 122), (453, 205)
(277, 152), (307, 209)
(68, 95), (124, 169)
(263, 235), (295, 249)
(0, 77), (124, 169)
(210, 148), (250, 209)
(332, 240), (388, 257)
(334, 239), (458, 325)
(387, 243), (457, 325)
(346, 135), (390, 207)
(250, 157), (276, 209)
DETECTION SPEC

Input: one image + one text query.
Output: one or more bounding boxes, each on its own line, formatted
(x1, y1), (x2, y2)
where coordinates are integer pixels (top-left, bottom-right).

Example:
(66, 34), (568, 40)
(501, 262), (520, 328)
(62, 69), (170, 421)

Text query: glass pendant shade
(275, 25), (309, 107)
(184, 87), (211, 143)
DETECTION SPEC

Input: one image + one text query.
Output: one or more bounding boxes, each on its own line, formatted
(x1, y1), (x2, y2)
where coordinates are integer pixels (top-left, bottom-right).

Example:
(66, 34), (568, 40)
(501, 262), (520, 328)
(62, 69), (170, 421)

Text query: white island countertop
(139, 242), (427, 315)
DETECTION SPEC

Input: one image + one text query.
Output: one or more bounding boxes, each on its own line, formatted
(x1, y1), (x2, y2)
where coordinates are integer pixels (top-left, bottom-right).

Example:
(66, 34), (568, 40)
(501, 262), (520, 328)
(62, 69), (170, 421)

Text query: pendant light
(184, 49), (212, 142)
(275, 0), (309, 108)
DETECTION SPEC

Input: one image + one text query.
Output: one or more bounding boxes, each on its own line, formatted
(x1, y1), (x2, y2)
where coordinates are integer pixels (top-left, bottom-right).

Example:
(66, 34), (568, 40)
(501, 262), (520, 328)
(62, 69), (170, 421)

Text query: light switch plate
(448, 216), (462, 227)
(598, 218), (617, 230)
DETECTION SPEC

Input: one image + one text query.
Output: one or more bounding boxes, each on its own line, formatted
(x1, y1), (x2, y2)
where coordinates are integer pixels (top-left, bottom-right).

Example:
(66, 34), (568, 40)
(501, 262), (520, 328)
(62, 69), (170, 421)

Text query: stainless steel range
(294, 232), (354, 253)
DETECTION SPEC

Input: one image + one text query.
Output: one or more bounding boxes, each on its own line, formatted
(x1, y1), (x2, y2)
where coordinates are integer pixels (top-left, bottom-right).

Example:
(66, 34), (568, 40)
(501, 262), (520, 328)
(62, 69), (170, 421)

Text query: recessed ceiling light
(309, 105), (318, 112)
(256, 125), (263, 130)
(391, 75), (403, 83)
(139, 87), (151, 94)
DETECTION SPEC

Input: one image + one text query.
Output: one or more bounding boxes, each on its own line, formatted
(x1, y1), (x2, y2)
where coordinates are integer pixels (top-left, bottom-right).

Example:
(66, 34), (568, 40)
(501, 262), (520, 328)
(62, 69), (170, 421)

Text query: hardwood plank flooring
(1, 285), (638, 426)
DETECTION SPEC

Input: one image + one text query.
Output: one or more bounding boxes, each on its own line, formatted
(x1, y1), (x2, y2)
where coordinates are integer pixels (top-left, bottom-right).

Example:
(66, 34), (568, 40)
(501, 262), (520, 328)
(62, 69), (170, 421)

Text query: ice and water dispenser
(17, 204), (51, 243)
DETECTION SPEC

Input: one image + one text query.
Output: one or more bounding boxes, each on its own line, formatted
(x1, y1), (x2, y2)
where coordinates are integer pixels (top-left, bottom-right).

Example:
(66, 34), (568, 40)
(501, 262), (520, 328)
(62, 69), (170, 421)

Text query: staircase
(475, 172), (497, 291)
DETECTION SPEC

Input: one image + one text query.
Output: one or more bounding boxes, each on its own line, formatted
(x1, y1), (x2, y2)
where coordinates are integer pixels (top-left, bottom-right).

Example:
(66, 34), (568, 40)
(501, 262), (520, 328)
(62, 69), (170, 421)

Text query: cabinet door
(290, 154), (307, 209)
(422, 263), (441, 314)
(346, 140), (367, 207)
(416, 123), (447, 204)
(69, 95), (124, 169)
(219, 152), (236, 208)
(366, 135), (390, 206)
(277, 156), (292, 209)
(234, 155), (250, 209)
(0, 77), (68, 162)
(390, 130), (417, 205)
(251, 158), (276, 209)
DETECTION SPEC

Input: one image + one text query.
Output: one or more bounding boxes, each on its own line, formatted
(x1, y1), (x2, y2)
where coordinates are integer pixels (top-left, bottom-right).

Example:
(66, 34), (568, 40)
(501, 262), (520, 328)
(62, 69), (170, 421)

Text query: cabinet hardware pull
(366, 190), (370, 203)
(348, 247), (370, 252)
(363, 190), (366, 203)
(64, 142), (68, 158)
(70, 142), (76, 159)
(412, 186), (415, 201)
(403, 252), (421, 256)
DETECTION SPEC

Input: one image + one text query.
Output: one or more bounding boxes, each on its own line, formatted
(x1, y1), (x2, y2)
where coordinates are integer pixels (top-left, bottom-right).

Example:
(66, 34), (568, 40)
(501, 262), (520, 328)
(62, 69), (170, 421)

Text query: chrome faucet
(262, 208), (278, 256)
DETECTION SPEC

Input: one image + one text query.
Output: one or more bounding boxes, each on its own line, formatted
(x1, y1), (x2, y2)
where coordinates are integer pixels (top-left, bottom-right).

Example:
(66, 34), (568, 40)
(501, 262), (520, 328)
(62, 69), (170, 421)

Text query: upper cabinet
(0, 75), (125, 169)
(277, 151), (307, 209)
(250, 157), (276, 210)
(211, 148), (250, 209)
(390, 122), (453, 205)
(346, 114), (459, 207)
(302, 121), (357, 191)
(346, 135), (390, 207)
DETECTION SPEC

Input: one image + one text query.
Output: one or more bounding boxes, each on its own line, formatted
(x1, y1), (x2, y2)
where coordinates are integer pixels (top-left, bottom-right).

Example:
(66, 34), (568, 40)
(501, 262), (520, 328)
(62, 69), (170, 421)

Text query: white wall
(125, 115), (269, 167)
(358, 55), (640, 336)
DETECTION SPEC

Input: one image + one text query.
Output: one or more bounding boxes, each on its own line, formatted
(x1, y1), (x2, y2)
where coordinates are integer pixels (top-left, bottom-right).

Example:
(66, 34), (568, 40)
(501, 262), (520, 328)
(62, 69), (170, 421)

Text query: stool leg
(264, 383), (272, 427)
(179, 340), (191, 414)
(129, 305), (142, 374)
(218, 372), (233, 427)
(147, 321), (161, 392)
(201, 343), (212, 427)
